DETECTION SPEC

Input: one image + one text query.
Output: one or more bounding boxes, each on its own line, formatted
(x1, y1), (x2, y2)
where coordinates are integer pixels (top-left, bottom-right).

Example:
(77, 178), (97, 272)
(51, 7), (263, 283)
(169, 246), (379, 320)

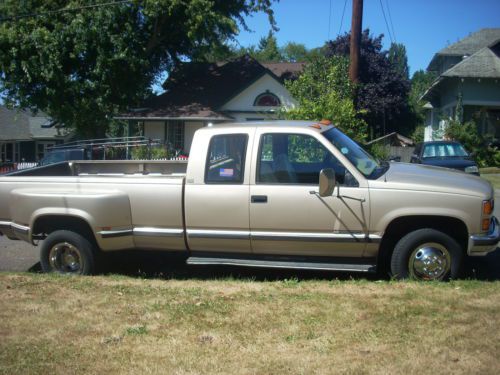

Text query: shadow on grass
(27, 246), (500, 282)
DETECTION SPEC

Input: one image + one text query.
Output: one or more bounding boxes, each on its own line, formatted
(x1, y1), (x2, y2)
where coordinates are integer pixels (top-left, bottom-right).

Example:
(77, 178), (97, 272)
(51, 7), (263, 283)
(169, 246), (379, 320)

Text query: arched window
(254, 91), (281, 107)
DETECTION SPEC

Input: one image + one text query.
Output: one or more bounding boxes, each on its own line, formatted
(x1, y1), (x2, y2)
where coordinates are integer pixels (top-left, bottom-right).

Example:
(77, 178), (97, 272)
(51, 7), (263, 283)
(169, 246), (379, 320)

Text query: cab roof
(206, 120), (335, 133)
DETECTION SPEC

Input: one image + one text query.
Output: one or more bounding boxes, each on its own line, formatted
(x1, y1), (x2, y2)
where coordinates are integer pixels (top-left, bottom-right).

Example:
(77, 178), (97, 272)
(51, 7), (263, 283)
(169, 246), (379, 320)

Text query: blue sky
(236, 0), (500, 75)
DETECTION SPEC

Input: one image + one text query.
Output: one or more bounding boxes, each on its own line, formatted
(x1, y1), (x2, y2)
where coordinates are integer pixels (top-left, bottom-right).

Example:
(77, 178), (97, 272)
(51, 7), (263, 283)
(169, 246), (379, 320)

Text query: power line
(0, 1), (133, 22)
(328, 0), (333, 40)
(338, 0), (348, 36)
(378, 0), (393, 44)
(385, 0), (397, 43)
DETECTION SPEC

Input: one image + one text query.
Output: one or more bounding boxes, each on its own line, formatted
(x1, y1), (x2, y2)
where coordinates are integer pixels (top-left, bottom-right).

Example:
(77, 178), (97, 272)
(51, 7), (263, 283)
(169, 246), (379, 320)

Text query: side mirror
(319, 168), (336, 197)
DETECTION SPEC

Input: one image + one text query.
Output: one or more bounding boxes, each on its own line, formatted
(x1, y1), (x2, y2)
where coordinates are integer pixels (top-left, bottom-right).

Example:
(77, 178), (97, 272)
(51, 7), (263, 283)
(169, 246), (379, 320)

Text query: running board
(186, 256), (376, 273)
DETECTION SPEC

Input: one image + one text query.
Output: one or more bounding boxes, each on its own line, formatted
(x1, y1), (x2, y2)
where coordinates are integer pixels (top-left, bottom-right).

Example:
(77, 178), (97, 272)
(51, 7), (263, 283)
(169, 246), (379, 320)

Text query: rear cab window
(205, 134), (248, 184)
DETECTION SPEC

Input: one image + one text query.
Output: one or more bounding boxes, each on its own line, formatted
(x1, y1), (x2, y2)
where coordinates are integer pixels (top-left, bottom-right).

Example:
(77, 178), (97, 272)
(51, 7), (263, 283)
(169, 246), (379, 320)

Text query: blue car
(410, 141), (479, 175)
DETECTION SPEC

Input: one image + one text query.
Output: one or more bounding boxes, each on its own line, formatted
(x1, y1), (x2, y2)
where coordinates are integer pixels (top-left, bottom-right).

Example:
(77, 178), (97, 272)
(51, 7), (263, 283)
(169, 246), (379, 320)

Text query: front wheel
(40, 230), (97, 275)
(390, 229), (463, 281)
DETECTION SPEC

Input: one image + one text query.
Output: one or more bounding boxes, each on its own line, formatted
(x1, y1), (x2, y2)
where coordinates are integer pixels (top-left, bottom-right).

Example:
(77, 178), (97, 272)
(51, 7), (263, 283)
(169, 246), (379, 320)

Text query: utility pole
(349, 0), (363, 84)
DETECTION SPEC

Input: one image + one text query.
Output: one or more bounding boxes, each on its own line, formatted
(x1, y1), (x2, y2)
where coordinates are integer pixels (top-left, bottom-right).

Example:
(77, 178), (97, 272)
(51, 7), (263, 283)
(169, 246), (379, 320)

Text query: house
(0, 106), (69, 163)
(422, 28), (500, 142)
(116, 55), (303, 155)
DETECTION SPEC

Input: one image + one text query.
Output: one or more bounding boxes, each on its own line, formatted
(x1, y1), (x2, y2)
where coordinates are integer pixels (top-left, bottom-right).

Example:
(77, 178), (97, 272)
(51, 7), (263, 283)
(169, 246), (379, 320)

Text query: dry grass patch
(0, 274), (499, 374)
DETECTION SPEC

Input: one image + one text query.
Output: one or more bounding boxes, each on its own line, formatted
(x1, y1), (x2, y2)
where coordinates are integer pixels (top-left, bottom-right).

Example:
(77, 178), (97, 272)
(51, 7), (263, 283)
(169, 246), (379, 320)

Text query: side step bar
(186, 256), (376, 273)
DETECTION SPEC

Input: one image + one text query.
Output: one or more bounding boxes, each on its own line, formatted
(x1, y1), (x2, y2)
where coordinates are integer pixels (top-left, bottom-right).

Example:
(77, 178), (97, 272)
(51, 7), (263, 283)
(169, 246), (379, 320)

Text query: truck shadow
(93, 247), (500, 282)
(27, 247), (500, 281)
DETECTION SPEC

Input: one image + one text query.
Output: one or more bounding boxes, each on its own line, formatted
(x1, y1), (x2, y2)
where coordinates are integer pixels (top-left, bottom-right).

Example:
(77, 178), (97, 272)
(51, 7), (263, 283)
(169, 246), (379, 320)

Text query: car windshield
(322, 127), (387, 179)
(422, 143), (468, 158)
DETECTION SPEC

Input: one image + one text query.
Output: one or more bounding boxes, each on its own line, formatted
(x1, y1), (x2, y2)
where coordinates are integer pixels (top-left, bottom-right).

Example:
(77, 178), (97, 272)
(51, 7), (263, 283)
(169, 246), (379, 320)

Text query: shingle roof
(442, 45), (500, 78)
(118, 55), (304, 120)
(0, 106), (65, 141)
(437, 28), (500, 56)
(427, 28), (500, 72)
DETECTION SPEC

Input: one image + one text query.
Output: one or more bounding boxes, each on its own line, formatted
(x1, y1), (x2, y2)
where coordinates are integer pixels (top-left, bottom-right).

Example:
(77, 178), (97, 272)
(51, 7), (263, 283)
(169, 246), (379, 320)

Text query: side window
(205, 134), (247, 184)
(257, 133), (357, 186)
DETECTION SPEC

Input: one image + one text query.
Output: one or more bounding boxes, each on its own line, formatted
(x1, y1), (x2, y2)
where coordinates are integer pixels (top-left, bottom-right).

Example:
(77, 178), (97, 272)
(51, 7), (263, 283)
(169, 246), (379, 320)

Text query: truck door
(249, 130), (371, 257)
(185, 131), (252, 253)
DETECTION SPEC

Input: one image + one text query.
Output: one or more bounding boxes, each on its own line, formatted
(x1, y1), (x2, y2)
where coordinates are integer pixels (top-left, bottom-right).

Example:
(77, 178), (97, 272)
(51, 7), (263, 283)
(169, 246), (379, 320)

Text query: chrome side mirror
(319, 168), (336, 197)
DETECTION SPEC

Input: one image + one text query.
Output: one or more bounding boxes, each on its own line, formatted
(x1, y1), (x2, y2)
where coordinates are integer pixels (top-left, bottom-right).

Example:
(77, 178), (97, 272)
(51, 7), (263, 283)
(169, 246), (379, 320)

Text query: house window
(36, 141), (56, 161)
(254, 91), (281, 107)
(166, 120), (185, 152)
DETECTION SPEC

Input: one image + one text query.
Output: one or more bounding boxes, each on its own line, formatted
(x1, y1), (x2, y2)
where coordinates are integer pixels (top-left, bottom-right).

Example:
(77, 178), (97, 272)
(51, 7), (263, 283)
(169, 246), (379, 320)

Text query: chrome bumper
(468, 217), (500, 256)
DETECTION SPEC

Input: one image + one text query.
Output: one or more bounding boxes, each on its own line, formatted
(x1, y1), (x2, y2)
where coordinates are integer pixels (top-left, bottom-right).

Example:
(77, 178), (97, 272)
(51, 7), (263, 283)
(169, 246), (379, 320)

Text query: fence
(0, 162), (38, 174)
(388, 146), (415, 163)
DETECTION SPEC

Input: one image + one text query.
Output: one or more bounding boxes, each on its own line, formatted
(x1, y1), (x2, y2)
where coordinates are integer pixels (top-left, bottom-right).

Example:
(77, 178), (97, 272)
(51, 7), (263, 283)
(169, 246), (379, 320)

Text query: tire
(40, 230), (97, 275)
(390, 229), (463, 281)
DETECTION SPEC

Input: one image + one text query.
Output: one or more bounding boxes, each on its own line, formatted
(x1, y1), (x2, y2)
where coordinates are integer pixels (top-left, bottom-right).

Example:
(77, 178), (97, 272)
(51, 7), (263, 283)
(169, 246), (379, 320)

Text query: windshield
(322, 127), (384, 178)
(422, 143), (468, 158)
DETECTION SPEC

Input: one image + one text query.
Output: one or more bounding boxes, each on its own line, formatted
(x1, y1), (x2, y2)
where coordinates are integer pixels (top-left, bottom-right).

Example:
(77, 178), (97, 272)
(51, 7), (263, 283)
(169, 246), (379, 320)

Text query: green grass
(1, 273), (499, 374)
(482, 173), (500, 189)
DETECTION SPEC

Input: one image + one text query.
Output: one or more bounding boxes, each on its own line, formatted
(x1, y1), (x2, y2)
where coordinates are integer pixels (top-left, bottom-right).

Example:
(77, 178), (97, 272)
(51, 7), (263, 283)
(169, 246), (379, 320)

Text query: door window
(257, 133), (356, 186)
(205, 134), (248, 184)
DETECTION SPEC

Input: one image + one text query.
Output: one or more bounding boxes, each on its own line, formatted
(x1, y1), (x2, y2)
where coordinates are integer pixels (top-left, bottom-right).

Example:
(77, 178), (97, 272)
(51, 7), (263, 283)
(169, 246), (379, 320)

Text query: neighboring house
(422, 28), (500, 142)
(0, 106), (69, 163)
(116, 55), (303, 154)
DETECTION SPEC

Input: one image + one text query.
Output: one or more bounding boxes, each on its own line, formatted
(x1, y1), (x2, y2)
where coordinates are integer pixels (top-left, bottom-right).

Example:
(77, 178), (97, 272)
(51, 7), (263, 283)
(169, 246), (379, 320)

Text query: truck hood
(369, 162), (493, 198)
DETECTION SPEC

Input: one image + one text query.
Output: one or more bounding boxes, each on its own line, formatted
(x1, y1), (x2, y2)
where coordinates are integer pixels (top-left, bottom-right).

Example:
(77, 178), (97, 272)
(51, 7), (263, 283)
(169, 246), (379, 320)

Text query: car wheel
(40, 230), (97, 275)
(391, 229), (463, 281)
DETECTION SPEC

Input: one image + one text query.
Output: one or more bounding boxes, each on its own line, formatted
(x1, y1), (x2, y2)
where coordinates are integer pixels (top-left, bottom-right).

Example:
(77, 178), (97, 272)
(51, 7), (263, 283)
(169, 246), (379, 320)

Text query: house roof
(365, 132), (414, 147)
(0, 106), (66, 141)
(422, 38), (500, 102)
(441, 45), (500, 78)
(118, 55), (304, 120)
(427, 28), (500, 71)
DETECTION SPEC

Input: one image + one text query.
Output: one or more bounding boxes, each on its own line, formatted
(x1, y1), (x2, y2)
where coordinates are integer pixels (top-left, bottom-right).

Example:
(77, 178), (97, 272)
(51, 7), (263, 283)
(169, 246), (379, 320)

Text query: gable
(220, 74), (297, 112)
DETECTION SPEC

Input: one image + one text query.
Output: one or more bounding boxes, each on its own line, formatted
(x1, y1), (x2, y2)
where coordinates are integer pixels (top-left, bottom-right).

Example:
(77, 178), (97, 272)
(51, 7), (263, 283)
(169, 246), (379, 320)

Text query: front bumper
(468, 217), (500, 256)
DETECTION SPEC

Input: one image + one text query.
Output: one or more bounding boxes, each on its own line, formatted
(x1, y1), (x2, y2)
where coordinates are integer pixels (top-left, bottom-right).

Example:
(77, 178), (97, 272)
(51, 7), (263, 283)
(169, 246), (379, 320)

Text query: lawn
(482, 173), (500, 189)
(1, 274), (499, 374)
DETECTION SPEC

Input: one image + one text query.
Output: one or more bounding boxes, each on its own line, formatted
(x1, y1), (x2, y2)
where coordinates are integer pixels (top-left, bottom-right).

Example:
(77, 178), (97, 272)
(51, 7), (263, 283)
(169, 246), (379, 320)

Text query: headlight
(465, 165), (479, 174)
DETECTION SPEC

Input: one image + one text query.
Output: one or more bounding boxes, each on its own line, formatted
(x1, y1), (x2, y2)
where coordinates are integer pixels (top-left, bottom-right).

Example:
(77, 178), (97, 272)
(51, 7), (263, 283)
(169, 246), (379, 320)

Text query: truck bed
(0, 160), (188, 252)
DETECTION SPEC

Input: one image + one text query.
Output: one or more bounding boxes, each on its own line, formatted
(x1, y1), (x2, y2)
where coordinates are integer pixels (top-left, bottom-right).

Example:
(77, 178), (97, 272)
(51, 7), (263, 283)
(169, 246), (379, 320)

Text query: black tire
(40, 230), (97, 275)
(390, 228), (463, 281)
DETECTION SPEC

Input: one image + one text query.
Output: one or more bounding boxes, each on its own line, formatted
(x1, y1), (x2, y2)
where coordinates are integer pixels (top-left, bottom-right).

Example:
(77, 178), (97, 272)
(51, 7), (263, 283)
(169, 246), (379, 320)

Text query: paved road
(1, 192), (499, 280)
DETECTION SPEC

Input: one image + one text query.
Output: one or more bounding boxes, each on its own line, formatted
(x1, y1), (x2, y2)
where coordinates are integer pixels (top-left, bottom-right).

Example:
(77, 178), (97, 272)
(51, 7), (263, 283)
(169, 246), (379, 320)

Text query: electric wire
(328, 0), (333, 40)
(338, 0), (348, 36)
(385, 0), (397, 43)
(0, 1), (133, 22)
(379, 0), (394, 43)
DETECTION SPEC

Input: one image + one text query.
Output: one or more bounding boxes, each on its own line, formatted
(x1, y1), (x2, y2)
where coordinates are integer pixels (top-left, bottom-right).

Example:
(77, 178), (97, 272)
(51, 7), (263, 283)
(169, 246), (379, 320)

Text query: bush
(445, 120), (500, 167)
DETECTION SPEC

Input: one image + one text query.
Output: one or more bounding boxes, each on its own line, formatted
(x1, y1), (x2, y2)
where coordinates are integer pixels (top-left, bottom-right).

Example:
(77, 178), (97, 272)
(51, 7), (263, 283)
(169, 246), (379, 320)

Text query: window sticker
(219, 168), (234, 177)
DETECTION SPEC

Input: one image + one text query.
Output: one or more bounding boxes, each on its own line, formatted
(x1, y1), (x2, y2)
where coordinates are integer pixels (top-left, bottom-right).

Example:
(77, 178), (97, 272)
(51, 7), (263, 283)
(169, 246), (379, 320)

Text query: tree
(388, 43), (409, 81)
(283, 56), (367, 142)
(409, 69), (436, 124)
(325, 30), (412, 138)
(281, 42), (310, 62)
(0, 0), (277, 137)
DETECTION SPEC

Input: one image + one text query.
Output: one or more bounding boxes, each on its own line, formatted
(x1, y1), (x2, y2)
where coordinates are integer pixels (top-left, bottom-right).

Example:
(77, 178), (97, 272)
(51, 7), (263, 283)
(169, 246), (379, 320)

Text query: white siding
(220, 74), (297, 112)
(144, 121), (165, 141)
(184, 121), (204, 154)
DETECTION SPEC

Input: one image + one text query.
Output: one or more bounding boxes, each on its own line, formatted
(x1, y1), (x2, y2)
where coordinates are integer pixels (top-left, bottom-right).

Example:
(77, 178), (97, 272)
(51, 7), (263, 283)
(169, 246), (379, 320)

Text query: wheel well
(377, 215), (468, 274)
(32, 215), (97, 245)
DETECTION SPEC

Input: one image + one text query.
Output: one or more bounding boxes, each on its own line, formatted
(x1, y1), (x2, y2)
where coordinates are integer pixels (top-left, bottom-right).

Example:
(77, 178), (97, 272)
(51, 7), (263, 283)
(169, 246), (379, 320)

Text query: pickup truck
(0, 120), (498, 281)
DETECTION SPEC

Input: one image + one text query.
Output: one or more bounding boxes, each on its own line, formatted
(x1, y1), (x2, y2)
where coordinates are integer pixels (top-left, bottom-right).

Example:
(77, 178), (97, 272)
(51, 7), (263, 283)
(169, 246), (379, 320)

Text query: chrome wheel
(48, 242), (83, 274)
(408, 242), (451, 281)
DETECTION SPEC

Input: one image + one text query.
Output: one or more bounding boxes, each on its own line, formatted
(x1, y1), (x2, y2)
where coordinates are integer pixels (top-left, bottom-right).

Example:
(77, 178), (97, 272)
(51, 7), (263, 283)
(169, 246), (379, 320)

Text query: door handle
(251, 195), (268, 203)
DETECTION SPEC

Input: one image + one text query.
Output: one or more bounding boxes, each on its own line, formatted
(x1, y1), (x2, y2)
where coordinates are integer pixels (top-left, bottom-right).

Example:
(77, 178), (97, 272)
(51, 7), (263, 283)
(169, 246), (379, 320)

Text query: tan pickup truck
(0, 121), (498, 281)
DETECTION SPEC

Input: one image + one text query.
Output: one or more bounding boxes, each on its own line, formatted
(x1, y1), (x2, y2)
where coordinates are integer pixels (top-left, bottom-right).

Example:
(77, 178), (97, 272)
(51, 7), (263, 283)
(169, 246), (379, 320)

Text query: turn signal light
(482, 218), (490, 232)
(483, 200), (494, 216)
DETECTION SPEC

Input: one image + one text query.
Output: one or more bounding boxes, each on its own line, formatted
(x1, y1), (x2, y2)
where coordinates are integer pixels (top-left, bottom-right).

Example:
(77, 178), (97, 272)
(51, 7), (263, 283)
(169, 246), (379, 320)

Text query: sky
(236, 0), (500, 76)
